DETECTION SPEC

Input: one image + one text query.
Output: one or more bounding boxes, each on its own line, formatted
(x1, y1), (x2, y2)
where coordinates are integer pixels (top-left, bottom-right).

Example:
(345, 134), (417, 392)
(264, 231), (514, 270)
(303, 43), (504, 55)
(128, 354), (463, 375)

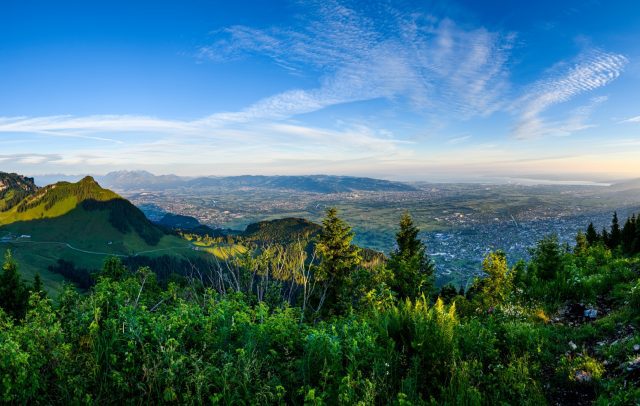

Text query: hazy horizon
(21, 169), (626, 188)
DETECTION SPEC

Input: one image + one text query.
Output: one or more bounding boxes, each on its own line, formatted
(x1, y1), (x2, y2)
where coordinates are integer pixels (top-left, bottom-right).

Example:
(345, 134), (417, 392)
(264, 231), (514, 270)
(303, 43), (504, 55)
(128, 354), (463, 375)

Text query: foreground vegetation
(1, 210), (639, 404)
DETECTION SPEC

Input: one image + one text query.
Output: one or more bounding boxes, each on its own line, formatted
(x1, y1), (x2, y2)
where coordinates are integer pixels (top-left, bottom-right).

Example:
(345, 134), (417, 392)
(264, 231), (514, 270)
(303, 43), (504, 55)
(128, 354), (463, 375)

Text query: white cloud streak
(619, 115), (640, 124)
(512, 50), (627, 139)
(199, 1), (514, 122)
(0, 153), (63, 165)
(0, 115), (201, 141)
(447, 135), (472, 145)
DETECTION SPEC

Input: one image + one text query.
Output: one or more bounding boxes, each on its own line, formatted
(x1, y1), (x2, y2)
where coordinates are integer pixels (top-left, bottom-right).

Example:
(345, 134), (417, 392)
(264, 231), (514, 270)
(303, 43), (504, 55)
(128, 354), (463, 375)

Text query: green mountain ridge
(0, 174), (164, 245)
(0, 175), (120, 225)
(0, 172), (39, 212)
(0, 173), (189, 294)
(242, 217), (322, 243)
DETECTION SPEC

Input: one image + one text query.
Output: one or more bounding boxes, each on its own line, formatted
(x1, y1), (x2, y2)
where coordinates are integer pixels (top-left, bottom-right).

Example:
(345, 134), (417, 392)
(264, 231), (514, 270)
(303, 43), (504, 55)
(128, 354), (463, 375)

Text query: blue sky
(1, 0), (640, 181)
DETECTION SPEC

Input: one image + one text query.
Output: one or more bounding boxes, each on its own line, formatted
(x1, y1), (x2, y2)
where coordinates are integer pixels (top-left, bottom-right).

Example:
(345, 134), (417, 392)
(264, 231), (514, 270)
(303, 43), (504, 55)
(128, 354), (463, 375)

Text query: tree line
(584, 211), (640, 255)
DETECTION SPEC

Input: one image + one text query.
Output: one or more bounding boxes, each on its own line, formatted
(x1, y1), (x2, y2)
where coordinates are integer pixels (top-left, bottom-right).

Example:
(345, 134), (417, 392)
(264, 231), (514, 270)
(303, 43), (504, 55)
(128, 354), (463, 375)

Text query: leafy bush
(630, 278), (640, 319)
(557, 354), (605, 385)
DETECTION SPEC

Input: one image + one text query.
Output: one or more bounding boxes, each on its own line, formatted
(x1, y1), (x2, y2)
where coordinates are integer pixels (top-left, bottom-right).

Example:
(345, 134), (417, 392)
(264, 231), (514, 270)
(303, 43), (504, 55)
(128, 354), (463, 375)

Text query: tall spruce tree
(530, 235), (563, 280)
(585, 222), (599, 246)
(315, 207), (361, 314)
(634, 216), (640, 255)
(0, 250), (29, 319)
(609, 212), (622, 249)
(32, 273), (46, 298)
(621, 215), (636, 254)
(388, 211), (435, 299)
(602, 228), (610, 248)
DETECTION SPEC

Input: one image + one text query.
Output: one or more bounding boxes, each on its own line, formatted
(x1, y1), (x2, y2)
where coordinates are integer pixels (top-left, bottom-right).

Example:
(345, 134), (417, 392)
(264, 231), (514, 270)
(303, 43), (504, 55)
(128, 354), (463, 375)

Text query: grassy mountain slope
(0, 176), (119, 225)
(0, 175), (167, 246)
(0, 175), (193, 294)
(2, 207), (192, 294)
(0, 172), (39, 212)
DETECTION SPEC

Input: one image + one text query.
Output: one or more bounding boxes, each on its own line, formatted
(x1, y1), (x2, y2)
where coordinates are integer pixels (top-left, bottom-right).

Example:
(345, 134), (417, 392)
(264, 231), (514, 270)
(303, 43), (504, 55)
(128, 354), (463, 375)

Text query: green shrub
(629, 278), (640, 319)
(557, 354), (605, 385)
(442, 360), (482, 406)
(456, 319), (499, 366)
(487, 356), (546, 405)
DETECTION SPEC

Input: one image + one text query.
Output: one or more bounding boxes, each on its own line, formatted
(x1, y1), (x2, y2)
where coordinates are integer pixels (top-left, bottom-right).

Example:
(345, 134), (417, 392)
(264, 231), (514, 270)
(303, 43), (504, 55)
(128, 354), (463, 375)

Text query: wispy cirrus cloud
(0, 153), (62, 165)
(0, 115), (200, 142)
(512, 49), (627, 139)
(0, 113), (409, 173)
(0, 113), (405, 157)
(265, 122), (410, 155)
(515, 95), (609, 139)
(199, 1), (514, 122)
(619, 115), (640, 124)
(447, 135), (472, 145)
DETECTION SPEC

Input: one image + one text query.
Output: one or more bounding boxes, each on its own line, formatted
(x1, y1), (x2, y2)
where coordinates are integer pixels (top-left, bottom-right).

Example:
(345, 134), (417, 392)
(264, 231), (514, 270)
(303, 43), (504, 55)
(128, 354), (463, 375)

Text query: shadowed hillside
(0, 175), (119, 225)
(0, 174), (190, 294)
(0, 173), (39, 212)
(242, 217), (322, 243)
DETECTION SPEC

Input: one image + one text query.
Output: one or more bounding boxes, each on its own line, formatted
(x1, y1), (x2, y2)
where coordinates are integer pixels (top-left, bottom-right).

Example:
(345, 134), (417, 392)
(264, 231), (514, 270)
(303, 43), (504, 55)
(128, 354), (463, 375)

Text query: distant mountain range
(182, 174), (417, 193)
(35, 171), (418, 194)
(99, 170), (186, 190)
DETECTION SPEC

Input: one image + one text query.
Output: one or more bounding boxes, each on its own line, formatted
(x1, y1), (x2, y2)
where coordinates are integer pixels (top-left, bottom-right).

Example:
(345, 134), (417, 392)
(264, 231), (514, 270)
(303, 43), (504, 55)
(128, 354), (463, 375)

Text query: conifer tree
(0, 250), (29, 319)
(609, 212), (622, 249)
(32, 273), (46, 298)
(575, 230), (588, 254)
(396, 211), (423, 258)
(315, 207), (361, 313)
(388, 211), (435, 299)
(601, 228), (610, 248)
(621, 214), (636, 254)
(530, 235), (562, 280)
(585, 222), (599, 246)
(633, 218), (640, 255)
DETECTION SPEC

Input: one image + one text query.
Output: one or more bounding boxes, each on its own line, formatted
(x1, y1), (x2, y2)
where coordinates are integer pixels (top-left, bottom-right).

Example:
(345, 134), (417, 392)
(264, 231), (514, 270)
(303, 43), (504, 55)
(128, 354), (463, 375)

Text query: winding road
(0, 237), (194, 258)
